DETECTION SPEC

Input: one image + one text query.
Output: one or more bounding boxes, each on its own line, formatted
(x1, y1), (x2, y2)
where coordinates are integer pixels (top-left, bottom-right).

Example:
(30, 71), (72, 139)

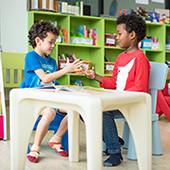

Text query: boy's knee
(43, 107), (56, 120)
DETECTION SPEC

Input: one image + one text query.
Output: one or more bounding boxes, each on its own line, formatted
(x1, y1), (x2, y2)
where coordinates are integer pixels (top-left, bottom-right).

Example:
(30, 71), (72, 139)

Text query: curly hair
(116, 14), (146, 42)
(28, 21), (59, 48)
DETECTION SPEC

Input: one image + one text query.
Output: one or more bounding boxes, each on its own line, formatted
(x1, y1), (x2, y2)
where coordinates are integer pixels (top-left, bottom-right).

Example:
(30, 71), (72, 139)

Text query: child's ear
(130, 31), (136, 40)
(35, 37), (41, 45)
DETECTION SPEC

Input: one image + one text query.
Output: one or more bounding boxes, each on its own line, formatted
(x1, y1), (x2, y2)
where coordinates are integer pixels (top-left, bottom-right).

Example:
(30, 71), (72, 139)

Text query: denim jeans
(103, 109), (124, 154)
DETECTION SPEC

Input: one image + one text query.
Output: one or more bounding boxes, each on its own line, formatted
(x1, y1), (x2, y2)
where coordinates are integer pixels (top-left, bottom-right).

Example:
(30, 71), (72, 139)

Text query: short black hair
(28, 21), (59, 48)
(116, 14), (146, 42)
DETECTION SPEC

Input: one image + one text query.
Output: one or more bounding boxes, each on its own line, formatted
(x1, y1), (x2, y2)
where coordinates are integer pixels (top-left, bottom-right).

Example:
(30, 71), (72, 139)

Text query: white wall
(1, 0), (28, 53)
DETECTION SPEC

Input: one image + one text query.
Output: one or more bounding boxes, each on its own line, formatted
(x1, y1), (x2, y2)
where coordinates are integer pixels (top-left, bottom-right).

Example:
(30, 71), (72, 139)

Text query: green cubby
(104, 47), (125, 62)
(70, 15), (103, 46)
(28, 11), (168, 87)
(104, 19), (117, 34)
(145, 51), (165, 63)
(146, 23), (165, 51)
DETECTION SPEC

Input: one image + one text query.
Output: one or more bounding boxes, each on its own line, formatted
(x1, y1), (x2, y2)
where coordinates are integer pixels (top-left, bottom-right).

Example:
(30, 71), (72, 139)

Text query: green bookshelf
(28, 11), (167, 87)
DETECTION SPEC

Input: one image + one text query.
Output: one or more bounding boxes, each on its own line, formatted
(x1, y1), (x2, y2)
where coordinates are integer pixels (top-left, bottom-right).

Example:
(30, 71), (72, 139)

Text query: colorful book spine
(86, 29), (89, 38)
(76, 1), (83, 15)
(63, 29), (68, 43)
(88, 29), (92, 38)
(60, 29), (67, 43)
(92, 28), (98, 46)
(58, 1), (62, 12)
(77, 25), (86, 37)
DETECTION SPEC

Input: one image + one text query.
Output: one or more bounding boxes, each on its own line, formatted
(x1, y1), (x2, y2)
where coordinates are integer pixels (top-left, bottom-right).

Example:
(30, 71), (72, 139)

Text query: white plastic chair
(103, 61), (168, 160)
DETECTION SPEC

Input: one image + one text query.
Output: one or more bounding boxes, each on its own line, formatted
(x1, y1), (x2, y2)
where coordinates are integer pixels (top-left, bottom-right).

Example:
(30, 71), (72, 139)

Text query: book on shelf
(77, 25), (86, 37)
(92, 28), (98, 46)
(49, 0), (54, 10)
(65, 53), (77, 60)
(53, 1), (59, 12)
(76, 1), (83, 16)
(35, 85), (114, 95)
(31, 0), (39, 9)
(58, 29), (68, 43)
(29, 0), (83, 15)
(42, 0), (46, 9)
(58, 54), (66, 60)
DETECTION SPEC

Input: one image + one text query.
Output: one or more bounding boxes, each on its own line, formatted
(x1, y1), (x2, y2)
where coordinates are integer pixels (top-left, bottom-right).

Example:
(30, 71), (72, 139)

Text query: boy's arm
(99, 63), (118, 89)
(125, 58), (150, 92)
(35, 58), (83, 84)
(80, 66), (103, 83)
(80, 66), (117, 89)
(35, 68), (68, 84)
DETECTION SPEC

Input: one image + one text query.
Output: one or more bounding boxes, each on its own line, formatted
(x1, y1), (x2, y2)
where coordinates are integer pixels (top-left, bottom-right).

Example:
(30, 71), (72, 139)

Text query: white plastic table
(10, 88), (152, 170)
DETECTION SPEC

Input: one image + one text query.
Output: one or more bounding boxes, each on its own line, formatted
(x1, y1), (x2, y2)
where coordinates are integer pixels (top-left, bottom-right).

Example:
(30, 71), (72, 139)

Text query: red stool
(156, 83), (170, 121)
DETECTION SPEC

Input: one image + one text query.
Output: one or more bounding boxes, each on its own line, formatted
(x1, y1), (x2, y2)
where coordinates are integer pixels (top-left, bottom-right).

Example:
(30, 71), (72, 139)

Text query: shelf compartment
(146, 51), (165, 63)
(70, 75), (99, 87)
(58, 45), (103, 74)
(105, 48), (125, 63)
(70, 16), (103, 46)
(146, 23), (165, 51)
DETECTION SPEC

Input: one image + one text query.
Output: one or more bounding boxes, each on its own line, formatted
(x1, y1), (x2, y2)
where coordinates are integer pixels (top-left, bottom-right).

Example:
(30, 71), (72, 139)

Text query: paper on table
(37, 85), (114, 95)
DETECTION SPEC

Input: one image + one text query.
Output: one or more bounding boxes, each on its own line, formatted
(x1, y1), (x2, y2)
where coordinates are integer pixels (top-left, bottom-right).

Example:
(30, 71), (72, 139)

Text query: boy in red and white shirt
(81, 14), (150, 166)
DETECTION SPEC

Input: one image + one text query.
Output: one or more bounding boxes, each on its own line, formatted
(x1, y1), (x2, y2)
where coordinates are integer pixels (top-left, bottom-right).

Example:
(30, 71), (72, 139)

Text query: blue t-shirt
(24, 51), (58, 88)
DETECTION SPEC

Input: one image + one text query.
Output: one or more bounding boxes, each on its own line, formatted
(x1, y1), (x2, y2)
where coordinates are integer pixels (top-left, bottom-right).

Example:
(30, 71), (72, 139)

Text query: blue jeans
(103, 110), (124, 154)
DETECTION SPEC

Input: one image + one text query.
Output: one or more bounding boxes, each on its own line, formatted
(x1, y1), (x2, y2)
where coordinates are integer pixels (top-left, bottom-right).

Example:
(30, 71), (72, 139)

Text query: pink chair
(156, 83), (170, 121)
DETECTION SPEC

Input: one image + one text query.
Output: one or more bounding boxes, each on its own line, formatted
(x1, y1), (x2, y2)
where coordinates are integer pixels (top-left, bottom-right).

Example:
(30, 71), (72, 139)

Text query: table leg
(10, 99), (40, 170)
(120, 95), (152, 170)
(85, 99), (103, 170)
(68, 110), (80, 162)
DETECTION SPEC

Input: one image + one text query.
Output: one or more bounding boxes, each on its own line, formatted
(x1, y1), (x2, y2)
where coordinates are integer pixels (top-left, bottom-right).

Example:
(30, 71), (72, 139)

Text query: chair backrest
(1, 52), (25, 88)
(149, 62), (169, 115)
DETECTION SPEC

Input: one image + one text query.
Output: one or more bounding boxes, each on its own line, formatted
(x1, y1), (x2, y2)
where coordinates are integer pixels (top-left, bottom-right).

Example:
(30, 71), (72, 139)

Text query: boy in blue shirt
(25, 21), (83, 163)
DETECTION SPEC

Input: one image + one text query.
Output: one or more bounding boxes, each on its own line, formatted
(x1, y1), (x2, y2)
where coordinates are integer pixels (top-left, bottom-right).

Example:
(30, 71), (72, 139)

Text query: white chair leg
(152, 120), (163, 155)
(122, 121), (130, 149)
(127, 131), (137, 160)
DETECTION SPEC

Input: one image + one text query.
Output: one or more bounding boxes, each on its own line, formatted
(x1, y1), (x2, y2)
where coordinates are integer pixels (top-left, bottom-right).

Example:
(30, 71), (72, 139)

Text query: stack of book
(70, 25), (97, 46)
(29, 0), (84, 15)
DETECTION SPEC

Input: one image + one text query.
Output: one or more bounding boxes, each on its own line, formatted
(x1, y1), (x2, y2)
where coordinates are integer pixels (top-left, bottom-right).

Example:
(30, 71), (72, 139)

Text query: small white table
(10, 88), (152, 170)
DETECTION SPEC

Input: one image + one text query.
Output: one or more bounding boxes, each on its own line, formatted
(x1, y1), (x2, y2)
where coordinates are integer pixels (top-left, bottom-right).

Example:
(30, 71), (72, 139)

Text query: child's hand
(65, 58), (83, 73)
(79, 66), (96, 79)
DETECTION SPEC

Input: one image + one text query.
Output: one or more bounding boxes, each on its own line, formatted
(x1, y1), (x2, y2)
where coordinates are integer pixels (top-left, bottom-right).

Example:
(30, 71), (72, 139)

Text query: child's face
(39, 32), (56, 55)
(116, 24), (131, 49)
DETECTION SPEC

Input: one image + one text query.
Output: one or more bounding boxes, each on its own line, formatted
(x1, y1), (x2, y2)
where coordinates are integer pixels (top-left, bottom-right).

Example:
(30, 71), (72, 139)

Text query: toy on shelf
(131, 7), (151, 21)
(160, 14), (170, 24)
(148, 12), (159, 23)
(155, 9), (170, 24)
(119, 9), (128, 16)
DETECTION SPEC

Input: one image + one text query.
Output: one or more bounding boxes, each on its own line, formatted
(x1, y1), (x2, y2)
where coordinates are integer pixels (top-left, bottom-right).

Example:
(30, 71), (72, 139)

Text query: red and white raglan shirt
(100, 50), (151, 93)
